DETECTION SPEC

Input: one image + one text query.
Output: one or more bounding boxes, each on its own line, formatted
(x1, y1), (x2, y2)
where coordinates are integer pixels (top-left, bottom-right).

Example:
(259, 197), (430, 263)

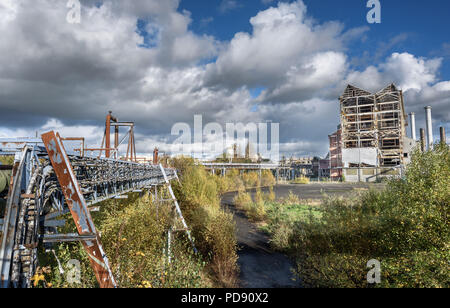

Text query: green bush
(242, 172), (259, 188)
(234, 189), (253, 210)
(38, 195), (207, 288)
(292, 176), (310, 185)
(38, 157), (238, 288)
(261, 171), (276, 187)
(290, 145), (450, 288)
(263, 201), (321, 252)
(172, 158), (239, 287)
(246, 202), (267, 223)
(0, 156), (14, 165)
(264, 186), (276, 202)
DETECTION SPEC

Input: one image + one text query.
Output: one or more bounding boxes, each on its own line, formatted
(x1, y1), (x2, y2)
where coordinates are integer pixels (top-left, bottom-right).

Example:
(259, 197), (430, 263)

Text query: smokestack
(153, 148), (159, 165)
(441, 127), (446, 145)
(409, 112), (417, 140)
(420, 129), (426, 153)
(425, 106), (434, 150)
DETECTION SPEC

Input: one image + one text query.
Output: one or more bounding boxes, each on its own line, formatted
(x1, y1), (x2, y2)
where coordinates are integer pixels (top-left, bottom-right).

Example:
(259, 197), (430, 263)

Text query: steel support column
(41, 131), (116, 288)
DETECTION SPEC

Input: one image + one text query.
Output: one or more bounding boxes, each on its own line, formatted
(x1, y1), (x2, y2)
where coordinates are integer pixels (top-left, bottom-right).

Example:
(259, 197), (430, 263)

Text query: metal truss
(0, 131), (179, 288)
(201, 163), (280, 170)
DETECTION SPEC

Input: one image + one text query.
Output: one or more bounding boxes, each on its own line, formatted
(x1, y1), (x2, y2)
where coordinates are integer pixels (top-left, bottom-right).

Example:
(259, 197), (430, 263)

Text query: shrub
(234, 189), (252, 210)
(246, 202), (267, 223)
(39, 157), (238, 288)
(38, 195), (207, 288)
(281, 191), (301, 205)
(172, 158), (239, 287)
(261, 171), (276, 187)
(292, 176), (310, 185)
(290, 145), (450, 288)
(242, 172), (260, 188)
(0, 156), (14, 165)
(264, 186), (276, 202)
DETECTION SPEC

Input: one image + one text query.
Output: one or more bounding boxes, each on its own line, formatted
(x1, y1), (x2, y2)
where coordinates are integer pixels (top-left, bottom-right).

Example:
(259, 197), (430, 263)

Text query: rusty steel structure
(0, 126), (186, 288)
(340, 84), (408, 166)
(98, 112), (137, 161)
(338, 84), (411, 181)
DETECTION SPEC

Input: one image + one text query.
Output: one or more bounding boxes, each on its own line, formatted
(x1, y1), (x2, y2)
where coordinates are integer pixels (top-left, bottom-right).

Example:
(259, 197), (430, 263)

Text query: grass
(36, 194), (209, 288)
(0, 156), (14, 165)
(35, 157), (244, 288)
(233, 145), (449, 288)
(291, 177), (310, 185)
(34, 159), (277, 288)
(171, 158), (239, 288)
(262, 145), (450, 288)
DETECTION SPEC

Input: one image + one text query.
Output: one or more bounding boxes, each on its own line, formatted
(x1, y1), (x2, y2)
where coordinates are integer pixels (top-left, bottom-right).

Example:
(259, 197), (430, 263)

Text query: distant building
(336, 84), (415, 182)
(319, 156), (331, 178)
(329, 126), (343, 181)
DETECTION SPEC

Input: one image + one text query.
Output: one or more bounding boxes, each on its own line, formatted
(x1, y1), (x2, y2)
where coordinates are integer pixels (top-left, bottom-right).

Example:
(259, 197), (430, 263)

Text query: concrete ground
(266, 182), (385, 201)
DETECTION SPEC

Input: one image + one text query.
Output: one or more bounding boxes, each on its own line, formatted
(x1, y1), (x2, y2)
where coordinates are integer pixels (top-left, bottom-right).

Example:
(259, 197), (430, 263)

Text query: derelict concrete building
(338, 84), (416, 182)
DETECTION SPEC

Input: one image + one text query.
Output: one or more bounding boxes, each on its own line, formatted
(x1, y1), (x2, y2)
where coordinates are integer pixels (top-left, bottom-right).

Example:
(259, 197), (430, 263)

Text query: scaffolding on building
(339, 84), (409, 181)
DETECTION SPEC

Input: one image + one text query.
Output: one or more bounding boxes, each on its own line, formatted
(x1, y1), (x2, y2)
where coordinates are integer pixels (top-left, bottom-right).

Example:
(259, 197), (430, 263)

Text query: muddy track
(222, 189), (300, 288)
(222, 183), (384, 288)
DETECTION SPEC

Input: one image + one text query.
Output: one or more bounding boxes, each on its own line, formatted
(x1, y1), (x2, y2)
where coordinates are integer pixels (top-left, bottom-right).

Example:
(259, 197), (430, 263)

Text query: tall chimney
(153, 148), (159, 165)
(420, 129), (426, 153)
(425, 106), (434, 150)
(441, 127), (447, 145)
(409, 112), (417, 140)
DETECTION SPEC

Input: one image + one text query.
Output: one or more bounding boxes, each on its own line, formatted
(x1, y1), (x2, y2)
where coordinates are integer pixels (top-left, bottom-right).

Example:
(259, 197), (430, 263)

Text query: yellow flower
(31, 274), (45, 287)
(141, 281), (152, 288)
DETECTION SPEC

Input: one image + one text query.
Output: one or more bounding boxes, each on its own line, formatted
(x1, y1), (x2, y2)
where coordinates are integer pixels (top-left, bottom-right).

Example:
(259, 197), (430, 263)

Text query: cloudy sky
(0, 0), (449, 159)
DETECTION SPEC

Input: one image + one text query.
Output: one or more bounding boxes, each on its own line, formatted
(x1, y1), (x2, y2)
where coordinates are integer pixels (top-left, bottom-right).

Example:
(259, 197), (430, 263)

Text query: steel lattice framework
(0, 131), (178, 288)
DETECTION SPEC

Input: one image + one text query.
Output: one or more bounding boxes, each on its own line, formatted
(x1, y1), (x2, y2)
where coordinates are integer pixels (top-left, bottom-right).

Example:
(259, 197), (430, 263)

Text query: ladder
(158, 164), (197, 259)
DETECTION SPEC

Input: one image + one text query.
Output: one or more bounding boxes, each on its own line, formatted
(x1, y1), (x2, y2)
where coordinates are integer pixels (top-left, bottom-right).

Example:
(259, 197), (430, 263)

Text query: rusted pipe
(441, 127), (446, 145)
(420, 128), (426, 153)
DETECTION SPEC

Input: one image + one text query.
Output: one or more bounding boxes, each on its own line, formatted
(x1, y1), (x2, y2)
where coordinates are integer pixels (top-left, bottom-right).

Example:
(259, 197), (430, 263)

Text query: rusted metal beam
(61, 137), (85, 157)
(0, 152), (25, 288)
(41, 131), (116, 288)
(105, 113), (112, 158)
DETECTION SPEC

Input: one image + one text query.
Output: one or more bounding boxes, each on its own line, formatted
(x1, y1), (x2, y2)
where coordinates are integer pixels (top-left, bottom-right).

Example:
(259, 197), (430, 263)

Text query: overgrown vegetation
(212, 169), (276, 195)
(34, 158), (278, 288)
(0, 155), (14, 165)
(171, 158), (239, 287)
(291, 176), (310, 185)
(263, 145), (449, 288)
(36, 157), (253, 288)
(37, 194), (208, 288)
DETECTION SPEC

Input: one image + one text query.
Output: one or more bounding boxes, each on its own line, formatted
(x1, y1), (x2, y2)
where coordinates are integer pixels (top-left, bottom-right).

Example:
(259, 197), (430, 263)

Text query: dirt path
(222, 183), (384, 288)
(222, 191), (300, 288)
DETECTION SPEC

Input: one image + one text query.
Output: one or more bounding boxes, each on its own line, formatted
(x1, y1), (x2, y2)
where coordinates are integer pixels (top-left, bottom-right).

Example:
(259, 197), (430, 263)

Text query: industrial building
(329, 126), (343, 181)
(333, 84), (416, 182)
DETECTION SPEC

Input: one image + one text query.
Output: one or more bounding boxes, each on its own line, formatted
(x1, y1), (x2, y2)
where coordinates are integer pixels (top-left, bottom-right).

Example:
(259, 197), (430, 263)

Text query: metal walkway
(0, 131), (178, 288)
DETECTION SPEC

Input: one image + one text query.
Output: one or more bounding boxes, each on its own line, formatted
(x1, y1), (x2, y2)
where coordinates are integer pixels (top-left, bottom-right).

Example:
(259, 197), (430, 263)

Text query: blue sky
(180, 0), (450, 79)
(0, 0), (449, 157)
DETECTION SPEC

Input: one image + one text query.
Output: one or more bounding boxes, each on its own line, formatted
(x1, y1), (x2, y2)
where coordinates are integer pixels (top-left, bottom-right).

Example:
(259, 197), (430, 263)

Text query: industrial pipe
(420, 129), (426, 153)
(409, 112), (417, 140)
(441, 127), (447, 145)
(425, 106), (434, 150)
